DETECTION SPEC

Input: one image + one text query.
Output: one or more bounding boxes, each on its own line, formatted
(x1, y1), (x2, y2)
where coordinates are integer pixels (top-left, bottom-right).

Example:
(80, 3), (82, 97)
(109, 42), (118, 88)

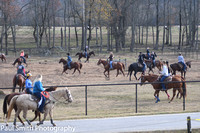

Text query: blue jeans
(160, 75), (168, 90)
(179, 62), (187, 71)
(33, 92), (46, 113)
(67, 61), (71, 68)
(110, 61), (113, 69)
(20, 56), (26, 63)
(152, 60), (155, 67)
(26, 88), (32, 94)
(142, 62), (146, 72)
(85, 52), (87, 58)
(147, 53), (151, 59)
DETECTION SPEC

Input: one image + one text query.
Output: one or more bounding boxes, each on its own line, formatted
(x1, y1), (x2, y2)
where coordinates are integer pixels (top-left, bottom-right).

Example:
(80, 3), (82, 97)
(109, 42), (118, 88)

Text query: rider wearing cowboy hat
(25, 73), (33, 94)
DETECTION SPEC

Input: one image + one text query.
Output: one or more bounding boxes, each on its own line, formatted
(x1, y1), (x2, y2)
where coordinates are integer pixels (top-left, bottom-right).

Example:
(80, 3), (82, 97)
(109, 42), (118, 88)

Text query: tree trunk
(178, 0), (182, 50)
(107, 26), (110, 51)
(155, 0), (159, 50)
(162, 0), (166, 51)
(11, 25), (16, 53)
(61, 28), (63, 48)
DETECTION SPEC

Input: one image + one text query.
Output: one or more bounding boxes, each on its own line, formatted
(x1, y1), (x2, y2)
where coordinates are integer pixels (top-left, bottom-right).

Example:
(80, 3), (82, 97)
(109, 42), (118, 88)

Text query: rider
(166, 61), (171, 76)
(67, 53), (72, 69)
(25, 73), (33, 94)
(178, 53), (187, 72)
(17, 61), (26, 78)
(138, 52), (146, 74)
(146, 47), (151, 60)
(151, 52), (156, 68)
(84, 46), (88, 58)
(20, 50), (26, 64)
(33, 75), (45, 113)
(108, 52), (114, 69)
(159, 61), (169, 91)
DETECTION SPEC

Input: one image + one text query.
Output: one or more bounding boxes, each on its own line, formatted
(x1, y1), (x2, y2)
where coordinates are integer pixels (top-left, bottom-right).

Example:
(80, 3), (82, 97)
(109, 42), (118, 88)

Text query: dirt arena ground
(0, 53), (199, 89)
(0, 52), (200, 121)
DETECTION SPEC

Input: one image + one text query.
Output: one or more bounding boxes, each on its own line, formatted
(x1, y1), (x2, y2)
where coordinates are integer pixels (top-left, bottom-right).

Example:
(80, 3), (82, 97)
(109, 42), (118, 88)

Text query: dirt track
(0, 53), (199, 93)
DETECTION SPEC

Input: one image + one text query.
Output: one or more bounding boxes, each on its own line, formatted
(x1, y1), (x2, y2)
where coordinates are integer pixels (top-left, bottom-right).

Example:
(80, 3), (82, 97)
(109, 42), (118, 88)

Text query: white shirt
(178, 55), (185, 63)
(160, 65), (168, 76)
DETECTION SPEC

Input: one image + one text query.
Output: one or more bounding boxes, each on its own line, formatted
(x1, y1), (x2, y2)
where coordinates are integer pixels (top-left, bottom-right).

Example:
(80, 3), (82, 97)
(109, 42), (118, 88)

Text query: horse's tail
(7, 95), (18, 120)
(3, 94), (10, 117)
(80, 63), (83, 69)
(127, 65), (131, 77)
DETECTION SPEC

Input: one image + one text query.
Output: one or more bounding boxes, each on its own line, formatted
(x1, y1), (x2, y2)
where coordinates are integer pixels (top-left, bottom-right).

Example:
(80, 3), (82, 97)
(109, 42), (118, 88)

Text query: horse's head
(90, 51), (95, 56)
(64, 88), (73, 103)
(186, 61), (191, 68)
(97, 59), (102, 65)
(59, 58), (65, 64)
(24, 54), (29, 58)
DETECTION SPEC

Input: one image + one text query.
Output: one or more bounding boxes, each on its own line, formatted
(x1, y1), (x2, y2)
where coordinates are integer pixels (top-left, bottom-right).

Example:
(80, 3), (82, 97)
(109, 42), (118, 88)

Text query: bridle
(49, 90), (71, 104)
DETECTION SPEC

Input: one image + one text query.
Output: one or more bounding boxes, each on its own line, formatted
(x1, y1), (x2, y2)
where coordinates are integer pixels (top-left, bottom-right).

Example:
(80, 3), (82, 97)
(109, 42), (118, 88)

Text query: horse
(3, 87), (57, 126)
(97, 59), (125, 78)
(59, 58), (83, 74)
(75, 51), (95, 62)
(0, 53), (6, 62)
(6, 88), (73, 127)
(139, 74), (186, 103)
(13, 74), (26, 92)
(12, 54), (29, 66)
(127, 62), (144, 80)
(170, 61), (191, 78)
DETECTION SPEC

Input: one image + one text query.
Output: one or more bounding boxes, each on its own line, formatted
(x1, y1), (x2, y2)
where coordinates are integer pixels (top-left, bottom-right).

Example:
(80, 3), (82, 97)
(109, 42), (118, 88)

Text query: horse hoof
(6, 124), (8, 126)
(53, 123), (56, 126)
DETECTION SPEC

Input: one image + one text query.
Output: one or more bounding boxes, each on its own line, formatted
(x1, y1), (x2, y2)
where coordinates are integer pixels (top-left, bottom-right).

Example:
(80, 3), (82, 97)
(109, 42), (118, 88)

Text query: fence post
(187, 116), (192, 133)
(85, 85), (88, 116)
(135, 84), (138, 113)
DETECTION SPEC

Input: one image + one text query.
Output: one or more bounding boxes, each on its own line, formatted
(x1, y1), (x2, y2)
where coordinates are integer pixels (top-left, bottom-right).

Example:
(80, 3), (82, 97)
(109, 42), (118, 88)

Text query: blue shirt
(67, 56), (72, 62)
(25, 79), (32, 89)
(17, 65), (25, 74)
(33, 81), (44, 93)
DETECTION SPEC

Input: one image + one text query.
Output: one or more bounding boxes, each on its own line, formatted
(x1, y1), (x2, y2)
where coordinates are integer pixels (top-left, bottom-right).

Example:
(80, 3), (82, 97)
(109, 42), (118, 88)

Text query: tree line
(0, 0), (199, 55)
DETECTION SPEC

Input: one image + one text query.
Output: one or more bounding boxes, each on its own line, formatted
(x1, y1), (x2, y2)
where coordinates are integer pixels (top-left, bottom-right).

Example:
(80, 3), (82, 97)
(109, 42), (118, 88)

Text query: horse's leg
(13, 83), (16, 93)
(49, 109), (56, 126)
(30, 111), (40, 122)
(13, 109), (22, 127)
(116, 69), (119, 77)
(169, 89), (176, 103)
(155, 90), (160, 103)
(77, 68), (81, 74)
(119, 68), (125, 76)
(129, 71), (133, 81)
(72, 68), (76, 74)
(37, 111), (48, 125)
(178, 88), (183, 99)
(104, 70), (108, 78)
(165, 90), (170, 99)
(134, 71), (137, 80)
(15, 107), (25, 126)
(23, 109), (32, 126)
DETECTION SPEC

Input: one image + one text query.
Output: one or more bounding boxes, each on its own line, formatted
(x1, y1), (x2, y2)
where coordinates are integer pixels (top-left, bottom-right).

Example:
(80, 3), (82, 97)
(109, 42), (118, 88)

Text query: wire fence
(1, 80), (200, 116)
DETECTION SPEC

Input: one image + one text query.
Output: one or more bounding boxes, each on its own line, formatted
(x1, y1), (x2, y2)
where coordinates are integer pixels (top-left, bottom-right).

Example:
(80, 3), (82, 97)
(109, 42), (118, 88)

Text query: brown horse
(170, 61), (191, 78)
(59, 58), (83, 74)
(0, 53), (6, 62)
(140, 74), (186, 103)
(97, 59), (125, 78)
(3, 87), (57, 126)
(75, 51), (95, 62)
(12, 54), (29, 66)
(13, 74), (26, 92)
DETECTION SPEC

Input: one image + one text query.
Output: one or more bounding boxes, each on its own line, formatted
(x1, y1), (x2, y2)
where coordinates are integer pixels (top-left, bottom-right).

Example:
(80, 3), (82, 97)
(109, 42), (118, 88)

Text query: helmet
(27, 73), (32, 77)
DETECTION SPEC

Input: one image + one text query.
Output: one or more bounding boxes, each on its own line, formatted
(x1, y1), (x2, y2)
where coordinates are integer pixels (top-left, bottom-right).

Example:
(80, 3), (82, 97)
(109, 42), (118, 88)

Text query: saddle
(177, 62), (184, 69)
(158, 76), (172, 82)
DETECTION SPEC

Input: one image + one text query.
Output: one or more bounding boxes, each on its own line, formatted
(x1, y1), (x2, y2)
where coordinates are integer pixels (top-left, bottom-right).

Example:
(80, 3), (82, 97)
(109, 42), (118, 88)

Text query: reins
(48, 90), (69, 104)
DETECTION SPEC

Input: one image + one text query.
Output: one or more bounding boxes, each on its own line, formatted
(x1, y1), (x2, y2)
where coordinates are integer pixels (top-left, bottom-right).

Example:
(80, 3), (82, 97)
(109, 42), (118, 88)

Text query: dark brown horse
(75, 51), (95, 62)
(3, 87), (57, 126)
(170, 61), (191, 78)
(13, 74), (26, 92)
(59, 58), (83, 74)
(12, 54), (29, 66)
(0, 53), (6, 62)
(140, 74), (186, 103)
(97, 59), (125, 78)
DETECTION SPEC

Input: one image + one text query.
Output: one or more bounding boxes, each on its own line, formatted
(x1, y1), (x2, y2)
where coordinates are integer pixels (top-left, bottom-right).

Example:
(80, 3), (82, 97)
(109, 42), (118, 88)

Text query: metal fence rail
(1, 80), (200, 116)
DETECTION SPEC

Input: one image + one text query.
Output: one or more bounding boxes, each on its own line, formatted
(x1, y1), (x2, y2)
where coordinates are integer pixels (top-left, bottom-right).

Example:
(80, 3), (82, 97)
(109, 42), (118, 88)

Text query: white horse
(6, 88), (73, 127)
